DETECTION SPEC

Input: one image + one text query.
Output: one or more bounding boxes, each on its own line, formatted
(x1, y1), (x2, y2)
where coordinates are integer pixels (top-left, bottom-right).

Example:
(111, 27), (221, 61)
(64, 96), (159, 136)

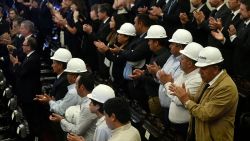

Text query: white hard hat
(50, 48), (72, 63)
(87, 84), (115, 103)
(65, 105), (80, 124)
(64, 58), (87, 73)
(145, 25), (167, 39)
(169, 29), (193, 44)
(195, 47), (224, 67)
(180, 42), (203, 61)
(117, 23), (136, 36)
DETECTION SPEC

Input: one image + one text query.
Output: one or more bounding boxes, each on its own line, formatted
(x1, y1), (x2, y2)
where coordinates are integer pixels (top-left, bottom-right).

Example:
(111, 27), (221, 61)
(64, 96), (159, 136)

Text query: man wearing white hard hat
(50, 48), (72, 100)
(130, 25), (170, 115)
(170, 47), (238, 141)
(67, 84), (115, 141)
(159, 42), (203, 141)
(49, 73), (97, 141)
(150, 28), (193, 127)
(35, 58), (88, 115)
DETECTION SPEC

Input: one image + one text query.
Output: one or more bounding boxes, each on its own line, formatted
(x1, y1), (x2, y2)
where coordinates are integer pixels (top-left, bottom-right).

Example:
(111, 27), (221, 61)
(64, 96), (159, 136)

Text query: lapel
(214, 4), (229, 19)
(197, 70), (228, 102)
(98, 18), (110, 33)
(54, 72), (67, 87)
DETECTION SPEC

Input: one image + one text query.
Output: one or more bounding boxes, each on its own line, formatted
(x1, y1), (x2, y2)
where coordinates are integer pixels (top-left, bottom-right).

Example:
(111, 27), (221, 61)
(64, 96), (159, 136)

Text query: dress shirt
(108, 122), (141, 141)
(93, 116), (111, 141)
(164, 69), (202, 123)
(157, 55), (183, 108)
(49, 83), (82, 115)
(60, 97), (97, 141)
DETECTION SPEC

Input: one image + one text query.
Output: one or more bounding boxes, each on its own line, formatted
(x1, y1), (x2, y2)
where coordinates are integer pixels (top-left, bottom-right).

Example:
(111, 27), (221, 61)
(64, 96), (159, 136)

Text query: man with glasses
(10, 37), (41, 140)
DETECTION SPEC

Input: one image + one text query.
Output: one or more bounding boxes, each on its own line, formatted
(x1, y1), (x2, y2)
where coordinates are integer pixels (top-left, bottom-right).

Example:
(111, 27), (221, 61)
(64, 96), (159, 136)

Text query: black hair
(112, 14), (128, 30)
(91, 99), (104, 114)
(136, 14), (152, 28)
(104, 97), (130, 124)
(201, 0), (207, 4)
(27, 37), (37, 50)
(98, 3), (112, 17)
(241, 0), (250, 11)
(78, 72), (95, 92)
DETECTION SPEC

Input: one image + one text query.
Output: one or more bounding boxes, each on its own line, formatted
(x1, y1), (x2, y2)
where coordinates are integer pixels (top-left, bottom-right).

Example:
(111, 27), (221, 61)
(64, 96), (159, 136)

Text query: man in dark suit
(149, 0), (191, 37)
(195, 0), (230, 47)
(210, 0), (250, 80)
(83, 3), (112, 80)
(179, 0), (211, 46)
(119, 14), (153, 111)
(10, 37), (41, 140)
(210, 0), (242, 75)
(50, 48), (72, 100)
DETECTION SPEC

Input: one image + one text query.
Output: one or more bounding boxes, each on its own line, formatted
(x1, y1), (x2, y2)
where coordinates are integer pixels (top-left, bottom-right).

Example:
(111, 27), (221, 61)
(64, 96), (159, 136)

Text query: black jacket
(14, 51), (41, 103)
(50, 72), (69, 100)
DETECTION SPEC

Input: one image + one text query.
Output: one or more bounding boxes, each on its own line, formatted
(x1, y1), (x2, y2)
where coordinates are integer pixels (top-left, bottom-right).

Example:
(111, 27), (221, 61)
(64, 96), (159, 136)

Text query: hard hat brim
(50, 56), (68, 63)
(117, 30), (136, 36)
(195, 62), (210, 67)
(179, 50), (197, 61)
(64, 69), (87, 73)
(87, 94), (104, 103)
(145, 35), (167, 39)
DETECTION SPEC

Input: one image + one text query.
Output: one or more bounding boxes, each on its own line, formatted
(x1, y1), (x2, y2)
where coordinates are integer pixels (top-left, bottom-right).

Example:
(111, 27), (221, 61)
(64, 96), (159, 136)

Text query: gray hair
(21, 20), (35, 33)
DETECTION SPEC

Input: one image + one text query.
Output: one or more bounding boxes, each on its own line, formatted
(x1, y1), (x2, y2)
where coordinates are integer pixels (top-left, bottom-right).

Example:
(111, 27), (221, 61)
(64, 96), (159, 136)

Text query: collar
(67, 83), (76, 90)
(111, 122), (132, 134)
(25, 34), (32, 40)
(139, 32), (146, 38)
(208, 70), (224, 87)
(103, 17), (110, 24)
(173, 54), (182, 61)
(57, 72), (63, 79)
(96, 116), (105, 126)
(81, 96), (90, 103)
(197, 4), (205, 11)
(26, 50), (34, 57)
(232, 9), (240, 16)
(244, 19), (250, 26)
(216, 3), (224, 11)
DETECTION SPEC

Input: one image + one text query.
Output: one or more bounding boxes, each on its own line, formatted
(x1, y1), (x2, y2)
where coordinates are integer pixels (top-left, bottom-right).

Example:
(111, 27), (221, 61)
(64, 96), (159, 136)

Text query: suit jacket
(206, 4), (231, 47)
(184, 4), (211, 46)
(232, 23), (250, 80)
(143, 46), (170, 97)
(14, 51), (41, 103)
(50, 72), (69, 101)
(162, 0), (191, 36)
(220, 12), (243, 75)
(186, 70), (238, 141)
(89, 18), (111, 43)
(120, 33), (152, 63)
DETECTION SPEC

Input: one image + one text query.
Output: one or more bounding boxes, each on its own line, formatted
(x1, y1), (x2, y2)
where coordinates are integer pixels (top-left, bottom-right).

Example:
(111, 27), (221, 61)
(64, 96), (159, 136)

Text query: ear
(110, 113), (116, 122)
(95, 104), (100, 110)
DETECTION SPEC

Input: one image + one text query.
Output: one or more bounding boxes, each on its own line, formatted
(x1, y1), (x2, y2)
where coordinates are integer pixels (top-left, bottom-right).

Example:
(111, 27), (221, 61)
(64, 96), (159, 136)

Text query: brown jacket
(186, 70), (238, 141)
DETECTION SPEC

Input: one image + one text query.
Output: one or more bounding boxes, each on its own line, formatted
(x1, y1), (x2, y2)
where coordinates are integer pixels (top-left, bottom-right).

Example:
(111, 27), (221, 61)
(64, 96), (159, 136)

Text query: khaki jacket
(186, 71), (238, 141)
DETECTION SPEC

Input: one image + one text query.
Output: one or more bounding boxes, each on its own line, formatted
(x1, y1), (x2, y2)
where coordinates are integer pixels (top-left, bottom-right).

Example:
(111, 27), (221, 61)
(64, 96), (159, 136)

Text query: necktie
(230, 13), (234, 20)
(197, 83), (210, 103)
(167, 0), (177, 14)
(188, 83), (210, 141)
(210, 9), (217, 17)
(23, 56), (29, 64)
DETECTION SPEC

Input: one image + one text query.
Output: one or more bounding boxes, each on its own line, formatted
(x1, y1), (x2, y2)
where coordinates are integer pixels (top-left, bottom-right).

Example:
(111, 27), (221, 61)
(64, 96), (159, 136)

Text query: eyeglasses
(22, 44), (29, 47)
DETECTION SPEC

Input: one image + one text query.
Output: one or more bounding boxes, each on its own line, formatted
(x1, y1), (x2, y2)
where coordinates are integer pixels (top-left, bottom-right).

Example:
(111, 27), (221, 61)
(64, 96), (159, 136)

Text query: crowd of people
(0, 0), (249, 141)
